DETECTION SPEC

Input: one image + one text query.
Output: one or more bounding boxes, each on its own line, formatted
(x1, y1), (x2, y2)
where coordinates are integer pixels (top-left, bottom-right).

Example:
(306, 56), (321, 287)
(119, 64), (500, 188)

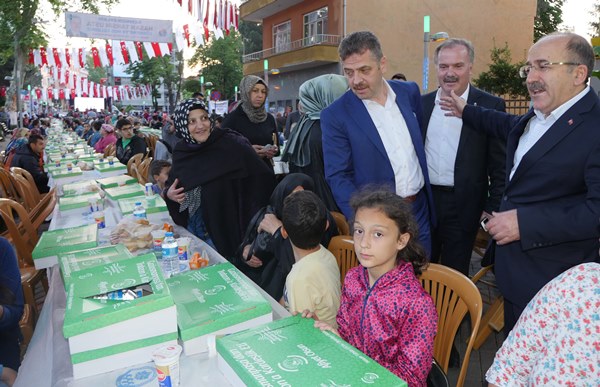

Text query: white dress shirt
(425, 86), (470, 187)
(362, 81), (424, 197)
(510, 86), (589, 180)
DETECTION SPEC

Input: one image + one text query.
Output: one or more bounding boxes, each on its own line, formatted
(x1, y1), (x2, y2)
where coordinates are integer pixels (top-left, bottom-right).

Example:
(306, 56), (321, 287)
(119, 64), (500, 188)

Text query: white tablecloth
(15, 192), (290, 387)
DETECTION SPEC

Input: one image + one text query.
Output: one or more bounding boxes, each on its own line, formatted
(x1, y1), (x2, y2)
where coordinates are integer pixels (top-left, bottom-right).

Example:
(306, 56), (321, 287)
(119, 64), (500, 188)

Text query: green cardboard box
(58, 244), (133, 288)
(118, 195), (167, 216)
(104, 183), (145, 201)
(95, 162), (127, 174)
(62, 180), (101, 197)
(50, 167), (83, 179)
(166, 262), (273, 355)
(96, 174), (137, 189)
(217, 315), (406, 387)
(32, 224), (98, 269)
(58, 192), (102, 214)
(63, 253), (178, 379)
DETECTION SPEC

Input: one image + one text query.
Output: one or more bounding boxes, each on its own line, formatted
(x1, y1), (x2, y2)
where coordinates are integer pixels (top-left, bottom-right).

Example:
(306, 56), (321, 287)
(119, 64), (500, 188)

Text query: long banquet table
(14, 166), (290, 387)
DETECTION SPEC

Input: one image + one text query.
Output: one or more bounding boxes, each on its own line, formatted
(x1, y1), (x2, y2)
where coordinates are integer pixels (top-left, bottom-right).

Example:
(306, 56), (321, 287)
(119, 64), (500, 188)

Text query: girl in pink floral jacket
(315, 189), (437, 386)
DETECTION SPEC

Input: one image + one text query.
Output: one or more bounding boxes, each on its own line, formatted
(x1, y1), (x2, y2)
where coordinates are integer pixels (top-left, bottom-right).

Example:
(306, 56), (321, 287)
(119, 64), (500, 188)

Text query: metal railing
(243, 34), (341, 63)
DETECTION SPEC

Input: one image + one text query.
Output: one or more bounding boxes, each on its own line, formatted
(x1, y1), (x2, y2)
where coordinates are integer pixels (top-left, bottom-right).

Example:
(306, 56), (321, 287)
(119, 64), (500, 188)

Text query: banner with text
(65, 12), (173, 43)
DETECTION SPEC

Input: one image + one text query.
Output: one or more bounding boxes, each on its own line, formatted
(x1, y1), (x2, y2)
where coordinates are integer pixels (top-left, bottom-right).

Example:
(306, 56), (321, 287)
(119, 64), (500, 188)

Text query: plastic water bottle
(133, 202), (147, 219)
(161, 232), (179, 278)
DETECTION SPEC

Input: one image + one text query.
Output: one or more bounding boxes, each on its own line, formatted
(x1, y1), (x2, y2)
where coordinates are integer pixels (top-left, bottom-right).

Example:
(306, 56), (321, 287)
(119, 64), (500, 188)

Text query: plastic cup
(66, 162), (73, 171)
(92, 211), (105, 229)
(146, 195), (157, 207)
(88, 198), (98, 213)
(151, 230), (166, 256)
(108, 156), (114, 166)
(145, 183), (154, 197)
(152, 344), (182, 387)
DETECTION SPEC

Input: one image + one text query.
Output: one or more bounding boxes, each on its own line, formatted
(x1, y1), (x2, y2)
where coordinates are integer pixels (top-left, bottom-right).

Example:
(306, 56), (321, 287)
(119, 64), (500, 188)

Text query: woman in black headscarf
(222, 75), (280, 169)
(164, 99), (276, 260)
(237, 173), (339, 300)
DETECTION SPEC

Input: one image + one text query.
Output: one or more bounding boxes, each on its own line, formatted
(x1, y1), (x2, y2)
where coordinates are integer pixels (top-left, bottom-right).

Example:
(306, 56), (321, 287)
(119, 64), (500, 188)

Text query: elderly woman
(165, 99), (276, 260)
(5, 128), (29, 153)
(93, 123), (117, 153)
(281, 74), (348, 211)
(221, 75), (279, 169)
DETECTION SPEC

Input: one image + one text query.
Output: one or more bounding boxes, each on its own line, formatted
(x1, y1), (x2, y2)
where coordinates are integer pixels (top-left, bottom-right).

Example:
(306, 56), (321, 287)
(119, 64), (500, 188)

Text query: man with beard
(321, 30), (434, 254)
(422, 38), (506, 276)
(440, 32), (600, 333)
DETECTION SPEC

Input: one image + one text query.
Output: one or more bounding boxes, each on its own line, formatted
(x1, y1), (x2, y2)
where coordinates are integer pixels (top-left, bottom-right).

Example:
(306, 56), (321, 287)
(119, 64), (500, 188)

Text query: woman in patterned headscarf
(164, 98), (276, 260)
(281, 74), (348, 212)
(221, 75), (280, 169)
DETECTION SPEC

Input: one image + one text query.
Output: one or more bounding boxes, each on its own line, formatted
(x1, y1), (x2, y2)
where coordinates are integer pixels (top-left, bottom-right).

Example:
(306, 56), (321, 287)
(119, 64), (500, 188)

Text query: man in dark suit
(422, 38), (506, 275)
(321, 31), (434, 254)
(440, 32), (600, 332)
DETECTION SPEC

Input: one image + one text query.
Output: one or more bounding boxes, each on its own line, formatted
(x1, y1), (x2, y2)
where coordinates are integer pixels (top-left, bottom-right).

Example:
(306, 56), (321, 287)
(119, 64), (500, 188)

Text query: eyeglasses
(519, 62), (581, 78)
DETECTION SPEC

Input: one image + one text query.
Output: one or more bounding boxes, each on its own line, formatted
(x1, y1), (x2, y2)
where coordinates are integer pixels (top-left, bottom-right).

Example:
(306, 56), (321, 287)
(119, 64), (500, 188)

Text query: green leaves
(473, 43), (529, 98)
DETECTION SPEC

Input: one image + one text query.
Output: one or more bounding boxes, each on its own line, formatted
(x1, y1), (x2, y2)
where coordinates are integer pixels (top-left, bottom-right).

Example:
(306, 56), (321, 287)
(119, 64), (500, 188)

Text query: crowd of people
(2, 28), (599, 387)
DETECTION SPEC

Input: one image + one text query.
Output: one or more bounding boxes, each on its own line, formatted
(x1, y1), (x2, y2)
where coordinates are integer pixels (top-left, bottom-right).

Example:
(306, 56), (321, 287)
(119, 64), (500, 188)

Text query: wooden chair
(330, 211), (350, 236)
(327, 235), (358, 285)
(0, 199), (49, 318)
(103, 143), (116, 157)
(136, 157), (153, 185)
(10, 167), (43, 203)
(420, 263), (483, 387)
(126, 153), (144, 180)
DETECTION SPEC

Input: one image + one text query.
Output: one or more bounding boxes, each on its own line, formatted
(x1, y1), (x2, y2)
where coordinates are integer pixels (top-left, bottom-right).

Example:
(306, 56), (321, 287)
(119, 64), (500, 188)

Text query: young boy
(149, 159), (171, 196)
(281, 190), (341, 328)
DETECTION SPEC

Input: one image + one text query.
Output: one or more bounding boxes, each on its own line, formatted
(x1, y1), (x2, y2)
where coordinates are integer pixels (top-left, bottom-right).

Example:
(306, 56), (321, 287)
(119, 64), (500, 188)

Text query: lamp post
(422, 15), (449, 92)
(263, 59), (269, 112)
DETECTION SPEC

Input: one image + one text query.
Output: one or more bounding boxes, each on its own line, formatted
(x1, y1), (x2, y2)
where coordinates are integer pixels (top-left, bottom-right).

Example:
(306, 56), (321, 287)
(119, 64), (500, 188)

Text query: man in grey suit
(422, 38), (506, 275)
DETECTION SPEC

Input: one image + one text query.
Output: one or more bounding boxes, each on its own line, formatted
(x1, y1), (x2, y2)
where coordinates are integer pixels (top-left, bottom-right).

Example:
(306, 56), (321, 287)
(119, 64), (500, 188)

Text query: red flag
(59, 89), (66, 100)
(35, 88), (42, 100)
(52, 48), (62, 68)
(47, 88), (53, 99)
(151, 42), (162, 57)
(106, 43), (114, 66)
(177, 0), (182, 5)
(0, 86), (6, 98)
(40, 47), (48, 66)
(65, 48), (71, 67)
(183, 24), (191, 47)
(134, 41), (144, 60)
(188, 0), (192, 14)
(64, 69), (70, 86)
(28, 49), (34, 64)
(94, 83), (99, 98)
(91, 47), (101, 67)
(78, 48), (85, 68)
(203, 0), (210, 40)
(234, 5), (239, 31)
(213, 0), (218, 30)
(70, 89), (76, 99)
(224, 0), (229, 35)
(120, 42), (130, 64)
(167, 42), (173, 53)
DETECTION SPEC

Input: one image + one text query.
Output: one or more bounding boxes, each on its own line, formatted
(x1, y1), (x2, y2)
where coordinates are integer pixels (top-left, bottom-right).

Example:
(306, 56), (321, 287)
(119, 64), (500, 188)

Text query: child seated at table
(149, 160), (171, 196)
(281, 190), (341, 327)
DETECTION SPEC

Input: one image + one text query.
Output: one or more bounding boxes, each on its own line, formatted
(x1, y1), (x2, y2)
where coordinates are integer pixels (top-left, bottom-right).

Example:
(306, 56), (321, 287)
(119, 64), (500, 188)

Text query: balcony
(243, 34), (341, 63)
(240, 0), (305, 22)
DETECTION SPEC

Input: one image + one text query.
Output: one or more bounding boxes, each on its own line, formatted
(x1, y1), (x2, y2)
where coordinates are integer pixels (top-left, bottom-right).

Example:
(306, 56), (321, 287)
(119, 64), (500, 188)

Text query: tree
(239, 20), (263, 56)
(473, 44), (529, 98)
(0, 0), (118, 124)
(125, 49), (183, 112)
(190, 32), (243, 100)
(534, 0), (564, 41)
(591, 1), (600, 37)
(181, 77), (202, 99)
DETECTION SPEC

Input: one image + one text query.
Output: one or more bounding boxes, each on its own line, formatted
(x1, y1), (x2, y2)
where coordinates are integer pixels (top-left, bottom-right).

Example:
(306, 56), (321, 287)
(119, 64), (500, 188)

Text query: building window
(273, 21), (291, 53)
(303, 7), (328, 45)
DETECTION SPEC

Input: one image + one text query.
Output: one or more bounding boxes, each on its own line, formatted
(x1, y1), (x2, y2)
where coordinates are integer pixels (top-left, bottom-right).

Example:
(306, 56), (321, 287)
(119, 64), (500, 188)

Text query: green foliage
(239, 20), (263, 55)
(86, 55), (107, 84)
(190, 31), (243, 100)
(473, 44), (529, 98)
(534, 0), (564, 41)
(593, 70), (600, 80)
(591, 1), (600, 37)
(181, 77), (202, 99)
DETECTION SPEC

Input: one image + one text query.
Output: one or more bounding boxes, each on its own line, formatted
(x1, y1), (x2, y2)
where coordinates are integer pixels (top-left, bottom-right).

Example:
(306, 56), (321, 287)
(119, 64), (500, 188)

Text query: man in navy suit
(441, 32), (600, 333)
(422, 38), (506, 276)
(321, 31), (434, 254)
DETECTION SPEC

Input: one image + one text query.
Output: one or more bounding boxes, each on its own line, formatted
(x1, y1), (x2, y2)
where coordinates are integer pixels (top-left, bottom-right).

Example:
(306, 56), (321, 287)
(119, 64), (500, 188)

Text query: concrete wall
(345, 0), (536, 93)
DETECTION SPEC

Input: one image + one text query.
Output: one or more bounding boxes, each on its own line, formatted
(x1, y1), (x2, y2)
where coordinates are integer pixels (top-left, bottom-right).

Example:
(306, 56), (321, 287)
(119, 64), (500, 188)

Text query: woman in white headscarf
(222, 75), (279, 169)
(281, 74), (348, 212)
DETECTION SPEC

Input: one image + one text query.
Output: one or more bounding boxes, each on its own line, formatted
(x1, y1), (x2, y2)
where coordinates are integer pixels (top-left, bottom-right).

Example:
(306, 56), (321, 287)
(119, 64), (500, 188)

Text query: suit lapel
(345, 92), (388, 159)
(422, 92), (436, 137)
